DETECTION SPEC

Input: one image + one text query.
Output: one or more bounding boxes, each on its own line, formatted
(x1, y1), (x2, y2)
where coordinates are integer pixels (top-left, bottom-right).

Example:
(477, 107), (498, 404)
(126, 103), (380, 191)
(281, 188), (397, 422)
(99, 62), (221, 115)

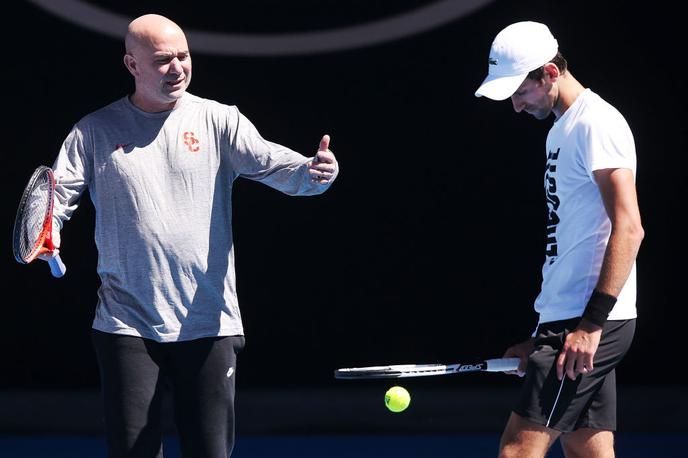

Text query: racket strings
(15, 170), (53, 261)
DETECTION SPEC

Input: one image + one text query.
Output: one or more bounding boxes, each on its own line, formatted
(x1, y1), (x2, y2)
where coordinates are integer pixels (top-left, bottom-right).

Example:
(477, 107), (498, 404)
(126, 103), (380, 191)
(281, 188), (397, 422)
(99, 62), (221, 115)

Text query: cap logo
(488, 57), (498, 65)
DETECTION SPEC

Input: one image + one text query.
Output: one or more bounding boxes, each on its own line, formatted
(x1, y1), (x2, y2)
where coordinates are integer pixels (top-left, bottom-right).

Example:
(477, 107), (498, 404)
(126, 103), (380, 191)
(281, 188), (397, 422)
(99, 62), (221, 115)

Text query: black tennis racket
(13, 165), (66, 277)
(334, 357), (520, 380)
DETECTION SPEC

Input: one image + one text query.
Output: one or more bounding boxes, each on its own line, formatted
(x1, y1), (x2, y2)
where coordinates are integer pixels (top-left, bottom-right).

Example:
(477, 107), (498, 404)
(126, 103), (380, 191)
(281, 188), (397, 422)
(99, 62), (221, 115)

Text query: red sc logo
(183, 132), (200, 153)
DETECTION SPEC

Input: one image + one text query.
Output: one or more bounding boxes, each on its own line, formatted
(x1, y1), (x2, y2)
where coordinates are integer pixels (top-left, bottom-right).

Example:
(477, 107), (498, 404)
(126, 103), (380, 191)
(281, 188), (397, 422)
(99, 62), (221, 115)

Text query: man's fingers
(319, 134), (330, 152)
(516, 356), (527, 376)
(313, 134), (333, 165)
(578, 356), (593, 376)
(566, 357), (578, 380)
(569, 354), (592, 380)
(556, 351), (566, 380)
(38, 248), (60, 261)
(505, 370), (524, 378)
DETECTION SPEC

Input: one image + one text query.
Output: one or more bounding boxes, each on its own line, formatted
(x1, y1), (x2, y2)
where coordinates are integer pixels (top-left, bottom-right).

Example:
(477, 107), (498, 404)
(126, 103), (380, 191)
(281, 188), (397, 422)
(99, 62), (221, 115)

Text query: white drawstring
(546, 376), (566, 427)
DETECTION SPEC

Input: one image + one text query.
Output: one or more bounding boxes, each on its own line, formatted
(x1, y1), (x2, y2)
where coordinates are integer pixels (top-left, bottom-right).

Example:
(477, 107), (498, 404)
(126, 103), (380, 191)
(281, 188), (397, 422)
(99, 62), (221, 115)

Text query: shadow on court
(1, 387), (686, 456)
(1, 433), (687, 458)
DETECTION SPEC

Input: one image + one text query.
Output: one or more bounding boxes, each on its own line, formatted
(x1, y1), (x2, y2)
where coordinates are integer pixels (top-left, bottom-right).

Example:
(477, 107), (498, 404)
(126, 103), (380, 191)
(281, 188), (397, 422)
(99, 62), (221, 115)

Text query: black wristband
(582, 290), (617, 327)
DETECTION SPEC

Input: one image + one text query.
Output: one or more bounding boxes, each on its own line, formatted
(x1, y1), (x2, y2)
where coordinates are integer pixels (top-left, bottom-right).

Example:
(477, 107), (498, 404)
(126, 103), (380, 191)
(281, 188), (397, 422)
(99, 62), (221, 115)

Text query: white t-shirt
(534, 89), (637, 325)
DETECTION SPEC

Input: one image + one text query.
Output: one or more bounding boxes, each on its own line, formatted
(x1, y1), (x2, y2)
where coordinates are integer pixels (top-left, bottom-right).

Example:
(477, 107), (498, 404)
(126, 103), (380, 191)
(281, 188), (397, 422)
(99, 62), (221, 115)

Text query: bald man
(45, 14), (338, 458)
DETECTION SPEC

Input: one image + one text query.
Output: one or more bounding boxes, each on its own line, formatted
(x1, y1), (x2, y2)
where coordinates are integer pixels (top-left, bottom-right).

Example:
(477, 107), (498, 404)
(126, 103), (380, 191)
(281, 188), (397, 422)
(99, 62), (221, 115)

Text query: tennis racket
(12, 165), (66, 278)
(334, 357), (520, 380)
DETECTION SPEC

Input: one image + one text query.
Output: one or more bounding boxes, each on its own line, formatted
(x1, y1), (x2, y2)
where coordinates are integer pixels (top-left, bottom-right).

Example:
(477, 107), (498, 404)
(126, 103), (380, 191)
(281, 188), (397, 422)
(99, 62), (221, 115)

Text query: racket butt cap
(49, 255), (67, 278)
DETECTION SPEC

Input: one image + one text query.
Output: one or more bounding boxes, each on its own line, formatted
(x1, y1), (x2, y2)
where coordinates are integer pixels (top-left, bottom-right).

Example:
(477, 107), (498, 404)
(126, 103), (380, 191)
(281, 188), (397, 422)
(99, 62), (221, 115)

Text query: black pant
(92, 330), (245, 458)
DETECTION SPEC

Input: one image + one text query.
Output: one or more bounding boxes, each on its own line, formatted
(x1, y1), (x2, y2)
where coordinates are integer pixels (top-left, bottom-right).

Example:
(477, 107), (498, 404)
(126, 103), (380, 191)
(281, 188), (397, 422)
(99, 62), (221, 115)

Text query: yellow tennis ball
(384, 386), (411, 412)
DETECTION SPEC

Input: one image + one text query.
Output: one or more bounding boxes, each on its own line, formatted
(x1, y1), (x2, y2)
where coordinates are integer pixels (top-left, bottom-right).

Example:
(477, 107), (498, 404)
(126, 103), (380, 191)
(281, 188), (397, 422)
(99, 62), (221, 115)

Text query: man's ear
(543, 62), (561, 82)
(123, 54), (137, 77)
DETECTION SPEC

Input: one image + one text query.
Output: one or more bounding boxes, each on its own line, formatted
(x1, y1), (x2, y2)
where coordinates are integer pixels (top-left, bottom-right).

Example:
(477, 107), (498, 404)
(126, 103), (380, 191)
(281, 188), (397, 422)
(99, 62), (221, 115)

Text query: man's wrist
(578, 317), (604, 333)
(582, 289), (617, 328)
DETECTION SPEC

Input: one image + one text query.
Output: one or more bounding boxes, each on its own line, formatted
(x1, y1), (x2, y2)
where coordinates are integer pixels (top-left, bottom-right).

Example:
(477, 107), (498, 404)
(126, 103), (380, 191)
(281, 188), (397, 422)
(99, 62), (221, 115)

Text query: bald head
(123, 14), (192, 112)
(125, 14), (186, 56)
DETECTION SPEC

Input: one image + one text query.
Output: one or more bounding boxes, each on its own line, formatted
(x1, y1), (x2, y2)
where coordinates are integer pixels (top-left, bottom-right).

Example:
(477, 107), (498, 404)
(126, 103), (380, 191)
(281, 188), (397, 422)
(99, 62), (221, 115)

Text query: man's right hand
(37, 224), (61, 262)
(502, 338), (535, 377)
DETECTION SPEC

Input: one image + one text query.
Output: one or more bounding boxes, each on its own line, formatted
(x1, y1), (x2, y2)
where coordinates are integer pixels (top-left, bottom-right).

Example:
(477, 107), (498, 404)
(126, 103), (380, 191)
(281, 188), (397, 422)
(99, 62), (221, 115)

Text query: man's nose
(169, 58), (183, 74)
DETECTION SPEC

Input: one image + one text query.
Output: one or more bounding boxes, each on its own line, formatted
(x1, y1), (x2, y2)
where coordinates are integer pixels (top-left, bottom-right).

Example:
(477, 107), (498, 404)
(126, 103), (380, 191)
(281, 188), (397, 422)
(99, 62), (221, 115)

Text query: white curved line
(27, 0), (494, 56)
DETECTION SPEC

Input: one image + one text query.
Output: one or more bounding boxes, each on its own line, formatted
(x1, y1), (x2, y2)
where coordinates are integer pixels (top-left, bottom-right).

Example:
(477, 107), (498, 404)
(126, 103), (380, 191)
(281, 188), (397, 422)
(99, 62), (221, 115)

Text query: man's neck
(552, 72), (586, 119)
(129, 92), (180, 113)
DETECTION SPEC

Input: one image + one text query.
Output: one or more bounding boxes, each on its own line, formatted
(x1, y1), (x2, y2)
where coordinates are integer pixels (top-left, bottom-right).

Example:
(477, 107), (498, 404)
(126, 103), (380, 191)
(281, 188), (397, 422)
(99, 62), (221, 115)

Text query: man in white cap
(476, 22), (644, 457)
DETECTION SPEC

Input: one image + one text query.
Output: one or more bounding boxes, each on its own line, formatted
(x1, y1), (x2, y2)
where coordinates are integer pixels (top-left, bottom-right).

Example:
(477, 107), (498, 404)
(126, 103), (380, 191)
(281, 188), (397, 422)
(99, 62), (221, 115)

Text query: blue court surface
(1, 433), (686, 457)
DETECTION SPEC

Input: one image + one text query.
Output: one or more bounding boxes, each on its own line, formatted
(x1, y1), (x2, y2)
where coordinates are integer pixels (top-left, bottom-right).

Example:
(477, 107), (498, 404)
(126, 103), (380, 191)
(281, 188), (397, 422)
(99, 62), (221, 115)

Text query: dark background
(3, 0), (684, 401)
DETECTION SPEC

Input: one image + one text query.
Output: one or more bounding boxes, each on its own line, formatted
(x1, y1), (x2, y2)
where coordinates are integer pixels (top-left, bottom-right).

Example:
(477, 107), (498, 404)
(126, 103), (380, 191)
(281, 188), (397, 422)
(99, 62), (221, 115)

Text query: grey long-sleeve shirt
(53, 93), (336, 342)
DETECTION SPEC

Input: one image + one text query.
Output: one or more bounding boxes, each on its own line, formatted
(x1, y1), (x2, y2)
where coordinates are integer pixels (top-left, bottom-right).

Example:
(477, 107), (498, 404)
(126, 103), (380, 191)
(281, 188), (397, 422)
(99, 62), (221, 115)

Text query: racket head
(334, 358), (519, 380)
(334, 363), (451, 380)
(12, 166), (57, 264)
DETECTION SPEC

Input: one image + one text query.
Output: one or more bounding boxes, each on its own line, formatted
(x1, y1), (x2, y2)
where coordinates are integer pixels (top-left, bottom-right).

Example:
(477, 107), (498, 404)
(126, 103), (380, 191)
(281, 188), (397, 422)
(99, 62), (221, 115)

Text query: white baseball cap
(475, 21), (558, 101)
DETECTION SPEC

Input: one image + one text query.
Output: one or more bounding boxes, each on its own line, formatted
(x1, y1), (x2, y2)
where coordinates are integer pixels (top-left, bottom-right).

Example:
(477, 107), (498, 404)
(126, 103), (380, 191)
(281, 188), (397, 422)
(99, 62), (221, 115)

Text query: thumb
(51, 223), (61, 249)
(319, 134), (330, 152)
(556, 351), (566, 380)
(53, 228), (61, 249)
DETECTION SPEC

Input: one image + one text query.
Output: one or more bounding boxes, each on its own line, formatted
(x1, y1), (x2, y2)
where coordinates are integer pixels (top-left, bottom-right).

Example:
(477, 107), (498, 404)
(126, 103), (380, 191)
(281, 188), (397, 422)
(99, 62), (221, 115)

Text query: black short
(513, 318), (635, 433)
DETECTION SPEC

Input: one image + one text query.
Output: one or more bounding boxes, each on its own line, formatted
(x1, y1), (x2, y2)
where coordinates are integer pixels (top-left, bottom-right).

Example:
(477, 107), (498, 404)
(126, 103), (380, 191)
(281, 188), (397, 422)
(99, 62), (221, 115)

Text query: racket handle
(485, 357), (521, 372)
(48, 255), (67, 278)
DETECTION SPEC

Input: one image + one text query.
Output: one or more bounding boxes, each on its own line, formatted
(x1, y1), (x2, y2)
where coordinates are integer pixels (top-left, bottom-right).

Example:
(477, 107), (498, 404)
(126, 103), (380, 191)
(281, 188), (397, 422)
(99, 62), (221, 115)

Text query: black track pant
(92, 330), (245, 458)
